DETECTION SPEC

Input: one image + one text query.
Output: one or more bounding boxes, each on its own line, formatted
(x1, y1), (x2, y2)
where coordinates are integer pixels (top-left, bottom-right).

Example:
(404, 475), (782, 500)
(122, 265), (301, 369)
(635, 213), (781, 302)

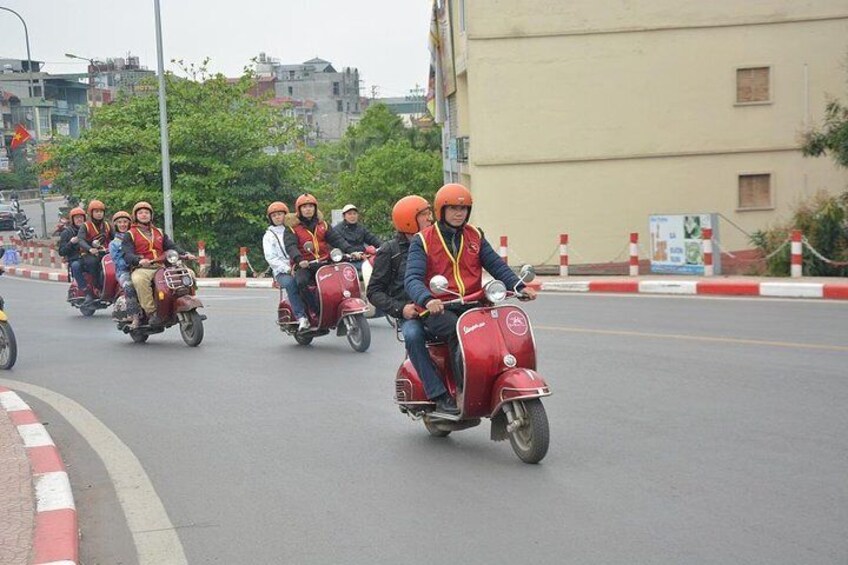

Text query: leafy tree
(803, 99), (848, 167)
(0, 151), (37, 191)
(42, 60), (318, 272)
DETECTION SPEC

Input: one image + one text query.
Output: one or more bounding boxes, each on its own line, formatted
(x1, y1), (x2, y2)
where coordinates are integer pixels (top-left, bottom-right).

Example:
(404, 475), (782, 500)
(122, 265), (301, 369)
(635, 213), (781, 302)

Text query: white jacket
(263, 225), (291, 276)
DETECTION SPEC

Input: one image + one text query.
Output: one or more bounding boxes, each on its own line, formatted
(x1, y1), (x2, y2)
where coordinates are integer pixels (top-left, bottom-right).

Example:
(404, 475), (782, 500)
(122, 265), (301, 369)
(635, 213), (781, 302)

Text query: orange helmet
(132, 201), (153, 221)
(295, 193), (318, 213)
(434, 183), (472, 222)
(68, 207), (86, 220)
(266, 201), (289, 220)
(87, 199), (106, 214)
(392, 195), (430, 234)
(111, 211), (131, 223)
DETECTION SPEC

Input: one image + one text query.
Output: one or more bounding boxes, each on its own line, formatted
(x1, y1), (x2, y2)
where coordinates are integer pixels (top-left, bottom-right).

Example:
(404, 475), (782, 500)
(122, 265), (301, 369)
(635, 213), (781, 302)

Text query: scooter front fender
(336, 297), (368, 319)
(489, 368), (552, 418)
(175, 295), (204, 313)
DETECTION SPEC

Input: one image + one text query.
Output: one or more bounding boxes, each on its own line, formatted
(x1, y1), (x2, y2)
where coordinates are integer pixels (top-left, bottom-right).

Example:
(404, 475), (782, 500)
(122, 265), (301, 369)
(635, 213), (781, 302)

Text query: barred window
(736, 67), (770, 104)
(738, 174), (772, 209)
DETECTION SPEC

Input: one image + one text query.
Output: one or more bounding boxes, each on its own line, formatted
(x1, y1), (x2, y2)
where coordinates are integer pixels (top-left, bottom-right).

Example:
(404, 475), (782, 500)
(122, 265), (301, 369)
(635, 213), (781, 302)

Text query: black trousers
(422, 306), (470, 391)
(294, 264), (321, 313)
(80, 253), (104, 291)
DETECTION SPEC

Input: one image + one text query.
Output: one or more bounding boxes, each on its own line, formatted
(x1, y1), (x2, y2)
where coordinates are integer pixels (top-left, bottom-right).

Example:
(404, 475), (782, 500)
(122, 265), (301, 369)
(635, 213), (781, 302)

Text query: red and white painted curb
(0, 387), (78, 565)
(4, 267), (69, 283)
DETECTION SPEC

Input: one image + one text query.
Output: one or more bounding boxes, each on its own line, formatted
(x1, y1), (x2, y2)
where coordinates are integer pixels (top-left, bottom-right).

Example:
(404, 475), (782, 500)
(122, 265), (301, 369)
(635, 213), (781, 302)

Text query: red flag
(10, 124), (32, 150)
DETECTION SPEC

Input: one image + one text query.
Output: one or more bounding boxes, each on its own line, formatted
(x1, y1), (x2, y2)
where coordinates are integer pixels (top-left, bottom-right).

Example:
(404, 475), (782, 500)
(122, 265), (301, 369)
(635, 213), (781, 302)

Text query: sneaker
(297, 317), (310, 331)
(434, 393), (460, 415)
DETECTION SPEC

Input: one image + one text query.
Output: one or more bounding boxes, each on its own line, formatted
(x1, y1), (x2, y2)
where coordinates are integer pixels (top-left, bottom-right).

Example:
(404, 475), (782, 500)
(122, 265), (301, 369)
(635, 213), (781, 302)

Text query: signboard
(0, 156), (9, 172)
(649, 213), (720, 275)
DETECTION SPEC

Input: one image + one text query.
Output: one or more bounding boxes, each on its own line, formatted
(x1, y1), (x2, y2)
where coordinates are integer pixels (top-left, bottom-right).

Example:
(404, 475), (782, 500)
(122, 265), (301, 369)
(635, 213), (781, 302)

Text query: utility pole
(153, 0), (174, 238)
(370, 84), (379, 100)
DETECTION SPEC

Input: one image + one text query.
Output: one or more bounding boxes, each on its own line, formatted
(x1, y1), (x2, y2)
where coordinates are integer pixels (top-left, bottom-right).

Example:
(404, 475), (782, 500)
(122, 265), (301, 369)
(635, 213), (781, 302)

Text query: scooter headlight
(330, 248), (343, 263)
(484, 280), (507, 303)
(165, 249), (180, 265)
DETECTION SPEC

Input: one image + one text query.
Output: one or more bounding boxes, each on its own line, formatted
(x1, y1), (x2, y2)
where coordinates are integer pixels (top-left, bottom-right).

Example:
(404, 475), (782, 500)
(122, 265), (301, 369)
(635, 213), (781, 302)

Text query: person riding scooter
(331, 204), (383, 273)
(263, 201), (309, 331)
(283, 193), (360, 327)
(367, 196), (460, 413)
(58, 207), (88, 294)
(404, 183), (537, 396)
(122, 201), (195, 326)
(109, 211), (140, 326)
(77, 199), (112, 306)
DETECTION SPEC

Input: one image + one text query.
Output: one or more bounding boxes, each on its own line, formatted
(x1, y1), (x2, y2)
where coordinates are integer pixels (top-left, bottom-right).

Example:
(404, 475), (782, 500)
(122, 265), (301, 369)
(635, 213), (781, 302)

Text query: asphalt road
(3, 277), (847, 564)
(0, 197), (65, 239)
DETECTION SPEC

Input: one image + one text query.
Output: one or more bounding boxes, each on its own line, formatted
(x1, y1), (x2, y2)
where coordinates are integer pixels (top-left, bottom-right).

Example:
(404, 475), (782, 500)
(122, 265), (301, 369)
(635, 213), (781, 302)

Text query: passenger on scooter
(263, 201), (309, 332)
(404, 183), (537, 393)
(122, 202), (196, 326)
(331, 204), (383, 273)
(367, 196), (459, 414)
(108, 211), (140, 326)
(283, 193), (360, 327)
(77, 199), (112, 305)
(58, 207), (87, 294)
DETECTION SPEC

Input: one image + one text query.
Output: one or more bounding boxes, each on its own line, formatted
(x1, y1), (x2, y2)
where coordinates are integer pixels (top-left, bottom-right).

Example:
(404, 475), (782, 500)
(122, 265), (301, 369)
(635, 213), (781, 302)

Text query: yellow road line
(535, 325), (848, 352)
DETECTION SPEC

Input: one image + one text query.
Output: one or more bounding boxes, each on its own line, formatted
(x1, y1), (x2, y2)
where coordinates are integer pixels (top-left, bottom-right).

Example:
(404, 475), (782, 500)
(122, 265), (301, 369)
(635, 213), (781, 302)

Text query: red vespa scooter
(114, 250), (205, 346)
(278, 245), (371, 352)
(395, 266), (552, 464)
(67, 250), (120, 317)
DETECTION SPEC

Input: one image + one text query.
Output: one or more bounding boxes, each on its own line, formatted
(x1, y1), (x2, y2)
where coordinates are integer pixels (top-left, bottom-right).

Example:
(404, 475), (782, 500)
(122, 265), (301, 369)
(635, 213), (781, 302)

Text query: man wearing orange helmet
(58, 206), (88, 294)
(283, 193), (359, 324)
(367, 196), (459, 412)
(263, 201), (308, 331)
(108, 211), (140, 324)
(77, 199), (113, 305)
(405, 183), (537, 395)
(122, 201), (195, 326)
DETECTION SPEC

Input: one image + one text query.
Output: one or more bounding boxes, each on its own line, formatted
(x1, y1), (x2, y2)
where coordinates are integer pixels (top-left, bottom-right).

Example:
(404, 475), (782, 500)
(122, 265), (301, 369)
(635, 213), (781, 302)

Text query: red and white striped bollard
(629, 233), (639, 276)
(702, 228), (714, 277)
(239, 247), (248, 278)
(197, 240), (207, 277)
(37, 244), (43, 265)
(50, 245), (58, 269)
(498, 236), (508, 266)
(791, 229), (802, 278)
(559, 234), (569, 277)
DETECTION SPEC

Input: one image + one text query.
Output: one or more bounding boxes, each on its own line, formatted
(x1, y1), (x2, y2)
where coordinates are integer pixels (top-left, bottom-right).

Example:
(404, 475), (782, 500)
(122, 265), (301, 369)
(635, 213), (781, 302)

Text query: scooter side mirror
(429, 275), (449, 295)
(519, 264), (536, 283)
(303, 241), (315, 254)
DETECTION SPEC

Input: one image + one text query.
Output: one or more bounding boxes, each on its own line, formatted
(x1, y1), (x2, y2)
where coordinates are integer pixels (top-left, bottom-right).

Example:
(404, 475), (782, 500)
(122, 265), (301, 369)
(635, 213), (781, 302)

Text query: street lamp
(0, 6), (35, 99)
(64, 52), (96, 105)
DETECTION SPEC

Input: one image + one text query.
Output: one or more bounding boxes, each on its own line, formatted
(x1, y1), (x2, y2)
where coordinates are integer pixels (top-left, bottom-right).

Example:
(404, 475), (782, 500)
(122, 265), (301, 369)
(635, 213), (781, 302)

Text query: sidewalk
(0, 387), (78, 565)
(4, 263), (848, 300)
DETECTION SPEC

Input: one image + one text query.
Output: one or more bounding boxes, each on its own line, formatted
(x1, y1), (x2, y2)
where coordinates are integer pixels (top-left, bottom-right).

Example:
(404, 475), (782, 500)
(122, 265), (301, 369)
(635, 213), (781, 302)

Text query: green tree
(43, 61), (318, 272)
(0, 151), (37, 192)
(803, 99), (848, 167)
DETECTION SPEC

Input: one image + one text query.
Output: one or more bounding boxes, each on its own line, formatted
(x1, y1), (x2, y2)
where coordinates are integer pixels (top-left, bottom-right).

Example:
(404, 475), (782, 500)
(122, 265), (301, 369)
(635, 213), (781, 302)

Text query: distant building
(375, 94), (427, 126)
(85, 54), (156, 105)
(255, 53), (362, 140)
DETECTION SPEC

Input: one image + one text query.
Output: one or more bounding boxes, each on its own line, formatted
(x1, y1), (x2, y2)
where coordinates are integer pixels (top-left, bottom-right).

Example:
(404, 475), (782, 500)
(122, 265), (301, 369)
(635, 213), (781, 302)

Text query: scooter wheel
(345, 313), (371, 353)
(508, 399), (550, 464)
(293, 332), (313, 346)
(0, 321), (18, 370)
(130, 332), (149, 344)
(423, 417), (451, 438)
(80, 305), (96, 317)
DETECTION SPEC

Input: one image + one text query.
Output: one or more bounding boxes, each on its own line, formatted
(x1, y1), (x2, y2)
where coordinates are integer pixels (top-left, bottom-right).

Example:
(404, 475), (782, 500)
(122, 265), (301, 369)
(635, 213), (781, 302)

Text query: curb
(0, 387), (78, 565)
(4, 265), (847, 300)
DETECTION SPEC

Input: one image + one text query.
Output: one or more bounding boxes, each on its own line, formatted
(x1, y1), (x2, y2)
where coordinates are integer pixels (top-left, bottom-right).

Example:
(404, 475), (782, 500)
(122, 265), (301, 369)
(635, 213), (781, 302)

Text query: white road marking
(18, 423), (54, 447)
(0, 379), (188, 565)
(35, 471), (75, 512)
(0, 390), (30, 411)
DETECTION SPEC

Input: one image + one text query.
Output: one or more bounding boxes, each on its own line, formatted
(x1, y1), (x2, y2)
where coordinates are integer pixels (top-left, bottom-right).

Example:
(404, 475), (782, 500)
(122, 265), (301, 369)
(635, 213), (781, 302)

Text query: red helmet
(267, 201), (289, 221)
(87, 199), (106, 215)
(295, 193), (318, 213)
(132, 201), (153, 221)
(434, 183), (472, 222)
(392, 195), (430, 234)
(68, 207), (86, 221)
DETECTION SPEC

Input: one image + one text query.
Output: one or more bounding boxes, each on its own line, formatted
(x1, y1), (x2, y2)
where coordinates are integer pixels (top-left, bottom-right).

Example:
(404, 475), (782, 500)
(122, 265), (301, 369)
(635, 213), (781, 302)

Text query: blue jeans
(275, 272), (306, 318)
(402, 319), (446, 400)
(70, 259), (87, 291)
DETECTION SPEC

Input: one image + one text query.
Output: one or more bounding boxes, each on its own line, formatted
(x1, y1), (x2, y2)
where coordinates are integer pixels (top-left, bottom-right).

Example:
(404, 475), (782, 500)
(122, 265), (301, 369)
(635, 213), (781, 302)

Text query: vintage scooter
(0, 255), (17, 370)
(277, 243), (371, 352)
(67, 248), (120, 317)
(358, 245), (387, 321)
(114, 250), (205, 346)
(395, 266), (552, 464)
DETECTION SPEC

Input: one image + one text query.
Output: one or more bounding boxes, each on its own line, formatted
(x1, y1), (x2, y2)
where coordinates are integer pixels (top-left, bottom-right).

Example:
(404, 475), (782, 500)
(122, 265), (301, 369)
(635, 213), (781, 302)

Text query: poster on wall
(649, 213), (720, 275)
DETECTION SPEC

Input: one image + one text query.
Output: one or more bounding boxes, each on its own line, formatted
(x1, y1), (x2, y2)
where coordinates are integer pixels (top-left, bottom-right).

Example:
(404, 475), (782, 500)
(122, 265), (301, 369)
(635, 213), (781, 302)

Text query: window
(736, 67), (770, 104)
(287, 86), (293, 96)
(332, 82), (340, 96)
(288, 70), (295, 79)
(336, 100), (343, 112)
(738, 174), (772, 209)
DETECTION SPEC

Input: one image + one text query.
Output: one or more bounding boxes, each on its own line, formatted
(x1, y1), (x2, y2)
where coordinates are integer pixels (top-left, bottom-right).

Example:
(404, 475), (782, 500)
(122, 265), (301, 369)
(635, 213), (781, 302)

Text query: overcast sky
(0, 0), (432, 98)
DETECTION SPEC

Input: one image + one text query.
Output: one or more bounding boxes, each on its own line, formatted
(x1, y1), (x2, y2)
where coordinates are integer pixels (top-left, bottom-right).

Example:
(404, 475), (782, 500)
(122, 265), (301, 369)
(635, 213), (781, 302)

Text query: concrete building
(85, 54), (156, 104)
(255, 53), (362, 140)
(432, 1), (848, 268)
(376, 94), (428, 126)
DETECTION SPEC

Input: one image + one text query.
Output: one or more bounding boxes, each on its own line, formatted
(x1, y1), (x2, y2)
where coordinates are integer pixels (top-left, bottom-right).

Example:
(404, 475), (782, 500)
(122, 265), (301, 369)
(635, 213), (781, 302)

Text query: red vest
(127, 224), (165, 261)
(84, 220), (111, 245)
(418, 223), (483, 300)
(290, 220), (330, 261)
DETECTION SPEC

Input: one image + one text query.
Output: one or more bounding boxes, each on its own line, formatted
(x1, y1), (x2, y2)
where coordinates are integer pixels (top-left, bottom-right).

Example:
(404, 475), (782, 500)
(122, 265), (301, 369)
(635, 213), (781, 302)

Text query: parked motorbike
(15, 217), (36, 241)
(67, 249), (120, 317)
(277, 244), (371, 352)
(357, 245), (386, 321)
(0, 260), (18, 370)
(395, 266), (551, 464)
(114, 250), (205, 346)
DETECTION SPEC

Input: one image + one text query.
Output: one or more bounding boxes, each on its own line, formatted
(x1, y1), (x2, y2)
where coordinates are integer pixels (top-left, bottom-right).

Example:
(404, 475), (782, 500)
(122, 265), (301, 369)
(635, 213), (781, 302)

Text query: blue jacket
(405, 222), (523, 307)
(109, 233), (129, 276)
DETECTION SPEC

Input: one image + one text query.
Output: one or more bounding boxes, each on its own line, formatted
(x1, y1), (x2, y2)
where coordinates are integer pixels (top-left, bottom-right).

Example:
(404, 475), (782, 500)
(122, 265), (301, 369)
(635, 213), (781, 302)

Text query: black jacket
(332, 221), (382, 253)
(283, 213), (353, 264)
(121, 224), (183, 268)
(366, 233), (412, 320)
(58, 226), (82, 261)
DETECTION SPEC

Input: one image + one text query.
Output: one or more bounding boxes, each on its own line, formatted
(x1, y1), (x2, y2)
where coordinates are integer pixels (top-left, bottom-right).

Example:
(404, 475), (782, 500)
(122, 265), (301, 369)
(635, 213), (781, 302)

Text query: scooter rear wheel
(80, 305), (96, 317)
(293, 332), (313, 346)
(130, 332), (148, 344)
(0, 321), (18, 370)
(508, 399), (550, 464)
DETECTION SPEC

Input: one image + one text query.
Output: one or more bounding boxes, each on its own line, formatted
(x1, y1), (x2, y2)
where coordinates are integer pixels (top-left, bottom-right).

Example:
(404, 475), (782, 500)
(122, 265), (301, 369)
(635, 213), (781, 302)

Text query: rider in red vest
(283, 193), (359, 323)
(404, 183), (537, 399)
(121, 201), (195, 326)
(76, 199), (113, 305)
